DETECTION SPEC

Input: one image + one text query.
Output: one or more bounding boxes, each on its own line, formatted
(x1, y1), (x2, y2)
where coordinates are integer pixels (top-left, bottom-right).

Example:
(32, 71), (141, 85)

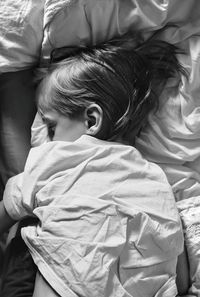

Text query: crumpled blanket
(3, 136), (183, 297)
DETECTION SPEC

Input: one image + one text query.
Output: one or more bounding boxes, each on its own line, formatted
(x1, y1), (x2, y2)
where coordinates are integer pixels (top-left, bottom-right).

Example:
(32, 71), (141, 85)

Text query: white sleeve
(3, 173), (34, 221)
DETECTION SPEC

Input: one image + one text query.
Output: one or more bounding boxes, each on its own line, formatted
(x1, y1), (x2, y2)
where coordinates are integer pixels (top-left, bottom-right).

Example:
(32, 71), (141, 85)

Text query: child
(0, 33), (186, 297)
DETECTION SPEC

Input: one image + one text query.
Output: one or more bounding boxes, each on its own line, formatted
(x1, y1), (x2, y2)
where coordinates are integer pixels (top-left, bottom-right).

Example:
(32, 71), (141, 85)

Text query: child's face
(42, 110), (87, 142)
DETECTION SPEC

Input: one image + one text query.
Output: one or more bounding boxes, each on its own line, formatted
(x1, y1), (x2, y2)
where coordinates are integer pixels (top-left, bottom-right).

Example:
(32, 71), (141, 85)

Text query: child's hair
(37, 32), (186, 144)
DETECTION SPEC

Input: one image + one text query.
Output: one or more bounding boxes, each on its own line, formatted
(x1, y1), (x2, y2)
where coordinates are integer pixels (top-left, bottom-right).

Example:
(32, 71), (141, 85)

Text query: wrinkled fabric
(177, 197), (200, 296)
(1, 0), (199, 71)
(134, 36), (200, 294)
(135, 35), (200, 202)
(0, 0), (44, 72)
(41, 0), (200, 65)
(3, 136), (183, 297)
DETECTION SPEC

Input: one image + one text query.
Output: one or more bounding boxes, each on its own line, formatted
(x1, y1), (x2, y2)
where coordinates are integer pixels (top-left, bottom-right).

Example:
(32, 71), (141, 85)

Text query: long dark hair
(37, 32), (187, 144)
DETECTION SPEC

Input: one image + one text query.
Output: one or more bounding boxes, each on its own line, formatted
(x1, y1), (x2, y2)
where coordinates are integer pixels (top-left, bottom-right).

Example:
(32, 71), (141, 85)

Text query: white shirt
(3, 135), (183, 297)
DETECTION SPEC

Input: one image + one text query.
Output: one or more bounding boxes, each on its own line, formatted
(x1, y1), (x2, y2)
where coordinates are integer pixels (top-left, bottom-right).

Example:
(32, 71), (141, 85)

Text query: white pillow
(0, 0), (44, 72)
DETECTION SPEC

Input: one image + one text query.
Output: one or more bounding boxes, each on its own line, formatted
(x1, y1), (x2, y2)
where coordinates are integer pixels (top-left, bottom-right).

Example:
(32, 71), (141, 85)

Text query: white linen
(0, 0), (44, 72)
(136, 35), (200, 202)
(1, 0), (199, 71)
(177, 197), (200, 296)
(3, 135), (183, 297)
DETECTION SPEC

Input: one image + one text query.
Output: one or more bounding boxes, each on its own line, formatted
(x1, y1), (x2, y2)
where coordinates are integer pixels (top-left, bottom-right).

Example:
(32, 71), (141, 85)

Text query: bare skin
(33, 272), (60, 297)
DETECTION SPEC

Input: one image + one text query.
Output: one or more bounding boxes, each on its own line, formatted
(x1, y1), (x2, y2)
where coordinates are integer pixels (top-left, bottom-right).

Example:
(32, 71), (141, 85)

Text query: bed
(0, 0), (200, 295)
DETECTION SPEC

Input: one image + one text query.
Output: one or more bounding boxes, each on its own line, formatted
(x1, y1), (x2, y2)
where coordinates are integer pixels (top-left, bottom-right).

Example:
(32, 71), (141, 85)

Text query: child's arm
(0, 200), (16, 235)
(33, 271), (60, 297)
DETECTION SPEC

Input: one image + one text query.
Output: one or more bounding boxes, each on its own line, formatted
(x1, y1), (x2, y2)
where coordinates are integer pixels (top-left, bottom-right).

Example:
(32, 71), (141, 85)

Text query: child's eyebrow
(38, 109), (54, 123)
(40, 115), (48, 123)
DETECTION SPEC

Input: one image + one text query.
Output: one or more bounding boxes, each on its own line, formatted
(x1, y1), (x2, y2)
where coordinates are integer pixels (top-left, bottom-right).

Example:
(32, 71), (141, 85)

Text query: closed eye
(41, 117), (56, 140)
(47, 123), (56, 140)
(40, 112), (57, 141)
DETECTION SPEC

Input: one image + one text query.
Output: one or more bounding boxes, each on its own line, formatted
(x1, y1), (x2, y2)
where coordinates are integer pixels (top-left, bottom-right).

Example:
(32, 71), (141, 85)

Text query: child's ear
(84, 104), (103, 136)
